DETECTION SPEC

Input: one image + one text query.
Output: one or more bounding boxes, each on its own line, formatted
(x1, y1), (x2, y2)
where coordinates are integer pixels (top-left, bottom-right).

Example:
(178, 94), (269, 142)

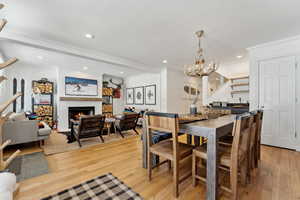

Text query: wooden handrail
(0, 92), (22, 114)
(0, 57), (18, 70)
(0, 76), (7, 84)
(0, 140), (11, 151)
(1, 150), (20, 170)
(0, 18), (7, 32)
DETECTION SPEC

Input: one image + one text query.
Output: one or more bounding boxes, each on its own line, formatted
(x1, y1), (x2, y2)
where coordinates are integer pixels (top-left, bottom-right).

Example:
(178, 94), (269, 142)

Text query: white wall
(248, 35), (300, 151)
(205, 60), (250, 104)
(166, 69), (202, 114)
(218, 60), (249, 79)
(1, 62), (57, 113)
(124, 72), (161, 111)
(124, 68), (202, 114)
(208, 81), (249, 104)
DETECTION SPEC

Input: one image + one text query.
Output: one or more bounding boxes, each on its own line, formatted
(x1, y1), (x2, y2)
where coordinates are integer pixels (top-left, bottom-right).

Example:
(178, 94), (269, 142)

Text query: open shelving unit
(32, 80), (54, 128)
(230, 76), (249, 97)
(102, 87), (114, 118)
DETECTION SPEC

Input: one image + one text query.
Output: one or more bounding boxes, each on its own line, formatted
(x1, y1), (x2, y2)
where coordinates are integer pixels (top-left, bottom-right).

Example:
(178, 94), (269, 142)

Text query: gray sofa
(2, 113), (51, 145)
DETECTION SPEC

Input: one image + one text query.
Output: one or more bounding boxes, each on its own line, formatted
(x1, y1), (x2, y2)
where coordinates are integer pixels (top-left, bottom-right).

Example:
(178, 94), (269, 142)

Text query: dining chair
(247, 111), (259, 182)
(146, 112), (193, 197)
(254, 110), (264, 168)
(192, 114), (253, 200)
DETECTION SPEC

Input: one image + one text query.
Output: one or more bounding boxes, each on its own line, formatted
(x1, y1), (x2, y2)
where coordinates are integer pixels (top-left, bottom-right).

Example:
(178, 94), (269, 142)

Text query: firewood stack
(0, 3), (21, 172)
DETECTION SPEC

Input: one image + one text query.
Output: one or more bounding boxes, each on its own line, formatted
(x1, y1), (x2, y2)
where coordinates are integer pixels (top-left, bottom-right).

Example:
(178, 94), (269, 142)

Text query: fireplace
(68, 106), (95, 128)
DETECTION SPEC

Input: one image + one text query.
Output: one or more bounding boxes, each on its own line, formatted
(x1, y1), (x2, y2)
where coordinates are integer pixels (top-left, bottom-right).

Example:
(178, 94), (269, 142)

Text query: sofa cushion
(38, 128), (51, 136)
(9, 112), (27, 121)
(38, 122), (51, 136)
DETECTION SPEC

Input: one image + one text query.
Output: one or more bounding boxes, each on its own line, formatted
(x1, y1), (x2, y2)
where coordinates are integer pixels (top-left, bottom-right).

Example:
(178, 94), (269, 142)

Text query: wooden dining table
(141, 114), (236, 200)
(180, 114), (236, 200)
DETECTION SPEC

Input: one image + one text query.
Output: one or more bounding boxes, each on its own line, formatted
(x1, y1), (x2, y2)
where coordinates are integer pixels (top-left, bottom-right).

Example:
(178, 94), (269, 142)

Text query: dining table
(180, 114), (236, 200)
(141, 114), (236, 200)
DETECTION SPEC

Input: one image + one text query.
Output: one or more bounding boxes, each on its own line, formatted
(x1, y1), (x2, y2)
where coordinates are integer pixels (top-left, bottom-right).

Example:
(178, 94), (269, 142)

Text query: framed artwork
(134, 87), (144, 105)
(145, 85), (156, 105)
(65, 76), (98, 96)
(126, 88), (134, 104)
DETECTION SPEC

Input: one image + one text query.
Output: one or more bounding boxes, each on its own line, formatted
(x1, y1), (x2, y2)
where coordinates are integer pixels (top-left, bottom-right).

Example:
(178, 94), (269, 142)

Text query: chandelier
(184, 30), (219, 77)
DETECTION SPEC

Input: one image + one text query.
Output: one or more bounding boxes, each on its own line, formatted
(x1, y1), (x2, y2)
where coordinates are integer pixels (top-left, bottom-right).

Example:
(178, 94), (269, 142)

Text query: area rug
(42, 131), (139, 155)
(7, 152), (49, 182)
(41, 173), (143, 200)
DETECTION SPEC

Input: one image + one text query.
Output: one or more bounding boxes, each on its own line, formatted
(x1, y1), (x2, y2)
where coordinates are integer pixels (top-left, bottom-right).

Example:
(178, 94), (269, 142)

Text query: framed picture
(65, 76), (98, 96)
(134, 87), (144, 105)
(126, 88), (134, 104)
(145, 85), (156, 105)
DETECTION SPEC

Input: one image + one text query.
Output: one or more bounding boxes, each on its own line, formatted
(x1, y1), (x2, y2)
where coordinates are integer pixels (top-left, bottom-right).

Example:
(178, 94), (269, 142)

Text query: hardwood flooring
(11, 133), (300, 200)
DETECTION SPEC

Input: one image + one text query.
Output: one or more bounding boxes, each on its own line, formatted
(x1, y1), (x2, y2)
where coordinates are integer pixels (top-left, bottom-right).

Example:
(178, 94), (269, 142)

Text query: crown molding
(0, 29), (154, 72)
(247, 34), (300, 51)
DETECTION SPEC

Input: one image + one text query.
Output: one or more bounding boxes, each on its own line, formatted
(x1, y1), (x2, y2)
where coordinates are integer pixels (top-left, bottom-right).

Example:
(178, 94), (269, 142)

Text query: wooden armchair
(73, 114), (106, 147)
(146, 112), (193, 197)
(192, 114), (253, 200)
(115, 113), (139, 137)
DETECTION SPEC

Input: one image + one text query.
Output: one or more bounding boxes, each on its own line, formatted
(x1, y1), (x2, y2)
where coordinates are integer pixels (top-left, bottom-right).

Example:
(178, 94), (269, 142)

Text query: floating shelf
(60, 97), (103, 101)
(230, 76), (249, 81)
(231, 90), (249, 95)
(231, 83), (249, 88)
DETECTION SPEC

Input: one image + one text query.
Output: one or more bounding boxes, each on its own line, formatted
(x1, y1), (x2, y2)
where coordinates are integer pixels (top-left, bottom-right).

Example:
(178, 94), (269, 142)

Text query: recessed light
(37, 56), (43, 60)
(236, 55), (243, 59)
(85, 33), (95, 39)
(120, 71), (124, 74)
(83, 66), (88, 70)
(162, 60), (168, 64)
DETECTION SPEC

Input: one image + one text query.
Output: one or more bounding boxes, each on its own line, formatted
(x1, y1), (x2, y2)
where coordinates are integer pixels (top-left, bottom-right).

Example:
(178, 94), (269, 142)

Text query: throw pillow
(9, 112), (27, 121)
(38, 122), (44, 129)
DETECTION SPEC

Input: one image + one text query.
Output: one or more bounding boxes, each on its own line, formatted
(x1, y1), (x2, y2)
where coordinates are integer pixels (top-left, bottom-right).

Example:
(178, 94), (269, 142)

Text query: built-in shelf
(231, 90), (249, 95)
(60, 97), (103, 101)
(231, 83), (249, 88)
(230, 76), (249, 81)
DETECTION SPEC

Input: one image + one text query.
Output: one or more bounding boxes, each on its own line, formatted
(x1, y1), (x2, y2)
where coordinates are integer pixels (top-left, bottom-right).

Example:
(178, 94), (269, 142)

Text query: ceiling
(0, 40), (143, 77)
(1, 0), (300, 72)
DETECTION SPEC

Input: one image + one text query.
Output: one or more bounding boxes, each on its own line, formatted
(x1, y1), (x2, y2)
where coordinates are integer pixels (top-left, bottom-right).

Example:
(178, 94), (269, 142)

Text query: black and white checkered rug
(41, 173), (143, 200)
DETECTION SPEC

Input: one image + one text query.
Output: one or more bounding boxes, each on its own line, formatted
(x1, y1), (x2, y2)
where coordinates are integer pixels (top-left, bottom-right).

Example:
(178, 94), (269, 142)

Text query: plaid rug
(41, 173), (143, 200)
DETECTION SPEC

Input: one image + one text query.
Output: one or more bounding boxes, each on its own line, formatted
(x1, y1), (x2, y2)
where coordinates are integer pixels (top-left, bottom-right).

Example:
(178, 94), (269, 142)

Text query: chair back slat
(249, 111), (259, 149)
(79, 114), (106, 135)
(120, 113), (139, 130)
(146, 112), (179, 154)
(231, 114), (253, 168)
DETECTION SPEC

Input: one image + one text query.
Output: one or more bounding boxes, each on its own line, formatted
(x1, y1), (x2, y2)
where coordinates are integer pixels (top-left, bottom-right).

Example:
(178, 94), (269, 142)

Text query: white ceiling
(1, 0), (300, 71)
(0, 40), (144, 77)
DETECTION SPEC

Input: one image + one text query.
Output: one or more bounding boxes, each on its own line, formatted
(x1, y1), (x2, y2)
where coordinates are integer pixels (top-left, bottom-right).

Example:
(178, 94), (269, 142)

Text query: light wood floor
(11, 133), (300, 200)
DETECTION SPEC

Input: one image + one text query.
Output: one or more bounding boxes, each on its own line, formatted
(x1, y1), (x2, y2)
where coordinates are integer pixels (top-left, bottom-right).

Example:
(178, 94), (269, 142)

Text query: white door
(259, 56), (296, 149)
